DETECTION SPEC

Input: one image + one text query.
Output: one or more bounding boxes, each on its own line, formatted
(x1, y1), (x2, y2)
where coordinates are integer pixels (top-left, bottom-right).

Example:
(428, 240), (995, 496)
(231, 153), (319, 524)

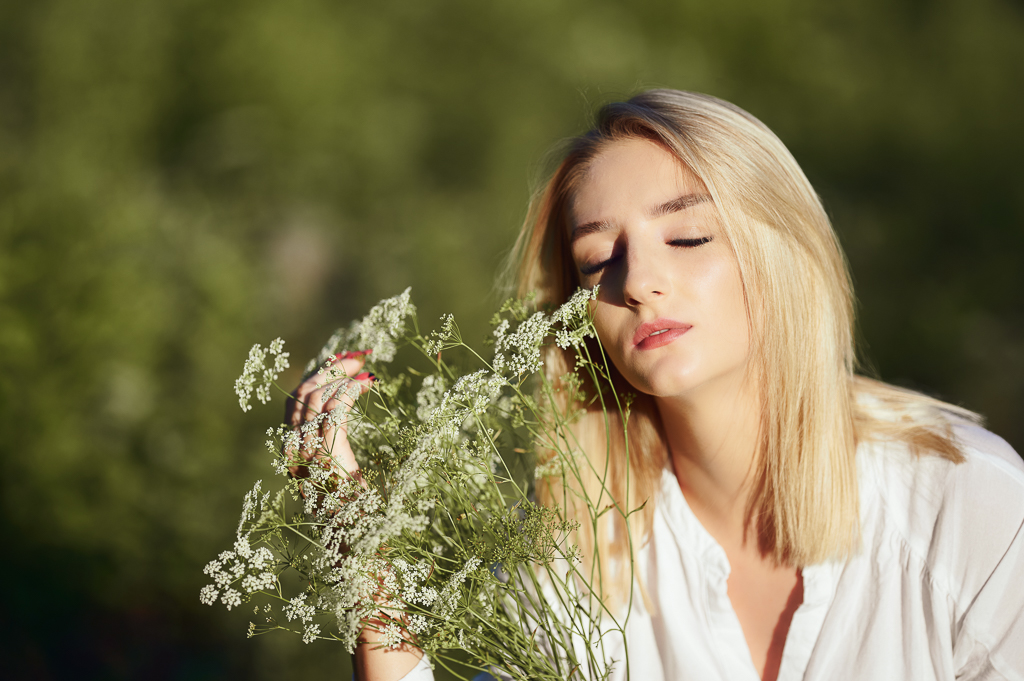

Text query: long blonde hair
(511, 89), (979, 604)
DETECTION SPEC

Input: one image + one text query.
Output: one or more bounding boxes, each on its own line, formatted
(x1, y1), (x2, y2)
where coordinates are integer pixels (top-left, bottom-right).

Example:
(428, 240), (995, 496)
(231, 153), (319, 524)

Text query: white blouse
(399, 423), (1024, 680)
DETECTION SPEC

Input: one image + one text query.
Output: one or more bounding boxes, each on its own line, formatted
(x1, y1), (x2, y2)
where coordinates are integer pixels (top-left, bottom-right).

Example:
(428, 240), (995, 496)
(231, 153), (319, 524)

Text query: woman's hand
(284, 350), (374, 484)
(285, 350), (426, 680)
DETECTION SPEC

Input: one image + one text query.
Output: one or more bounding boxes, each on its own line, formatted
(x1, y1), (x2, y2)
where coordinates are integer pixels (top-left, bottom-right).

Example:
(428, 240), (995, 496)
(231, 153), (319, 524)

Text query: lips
(633, 319), (692, 350)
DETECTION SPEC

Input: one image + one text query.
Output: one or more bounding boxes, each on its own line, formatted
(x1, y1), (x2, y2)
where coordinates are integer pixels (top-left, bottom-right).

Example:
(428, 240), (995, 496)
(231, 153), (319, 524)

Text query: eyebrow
(570, 192), (712, 243)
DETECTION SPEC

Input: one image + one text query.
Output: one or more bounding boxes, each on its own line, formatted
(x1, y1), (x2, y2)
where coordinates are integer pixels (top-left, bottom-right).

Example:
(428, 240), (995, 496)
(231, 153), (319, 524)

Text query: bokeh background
(1, 0), (1022, 678)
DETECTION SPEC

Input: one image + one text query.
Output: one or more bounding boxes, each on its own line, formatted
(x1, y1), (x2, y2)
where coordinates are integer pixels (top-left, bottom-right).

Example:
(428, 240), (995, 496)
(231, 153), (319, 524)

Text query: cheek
(591, 305), (623, 357)
(591, 305), (636, 372)
(590, 305), (656, 392)
(698, 257), (750, 357)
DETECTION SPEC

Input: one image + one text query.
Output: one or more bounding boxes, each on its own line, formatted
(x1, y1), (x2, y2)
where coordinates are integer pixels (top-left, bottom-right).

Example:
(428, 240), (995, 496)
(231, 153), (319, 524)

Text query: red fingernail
(354, 371), (371, 381)
(334, 349), (373, 360)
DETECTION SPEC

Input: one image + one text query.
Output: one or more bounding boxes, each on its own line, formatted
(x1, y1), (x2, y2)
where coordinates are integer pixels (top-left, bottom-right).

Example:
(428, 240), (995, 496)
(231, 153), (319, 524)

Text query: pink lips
(633, 319), (692, 350)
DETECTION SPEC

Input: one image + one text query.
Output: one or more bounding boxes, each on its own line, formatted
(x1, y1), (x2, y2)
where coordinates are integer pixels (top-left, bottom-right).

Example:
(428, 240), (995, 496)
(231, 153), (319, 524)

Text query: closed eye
(669, 236), (713, 248)
(579, 236), (713, 276)
(579, 254), (619, 276)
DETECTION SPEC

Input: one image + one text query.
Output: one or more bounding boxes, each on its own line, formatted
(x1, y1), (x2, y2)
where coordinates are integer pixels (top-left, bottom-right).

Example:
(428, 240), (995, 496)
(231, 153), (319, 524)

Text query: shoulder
(861, 422), (1024, 606)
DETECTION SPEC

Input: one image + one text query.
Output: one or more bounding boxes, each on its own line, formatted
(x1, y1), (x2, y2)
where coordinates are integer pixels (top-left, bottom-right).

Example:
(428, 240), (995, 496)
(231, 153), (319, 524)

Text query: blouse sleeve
(947, 426), (1024, 679)
(350, 655), (433, 681)
(395, 655), (434, 681)
(952, 518), (1024, 679)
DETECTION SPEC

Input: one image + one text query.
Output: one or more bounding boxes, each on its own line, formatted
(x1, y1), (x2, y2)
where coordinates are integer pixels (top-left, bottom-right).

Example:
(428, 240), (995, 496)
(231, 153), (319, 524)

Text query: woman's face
(569, 138), (751, 400)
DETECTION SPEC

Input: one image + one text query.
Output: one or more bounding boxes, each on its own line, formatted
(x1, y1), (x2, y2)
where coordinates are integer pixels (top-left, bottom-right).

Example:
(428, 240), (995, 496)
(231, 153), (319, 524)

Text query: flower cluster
(551, 286), (600, 349)
(234, 338), (290, 411)
(424, 313), (458, 356)
(201, 526), (278, 611)
(415, 374), (447, 422)
(305, 288), (416, 375)
(493, 311), (551, 377)
(205, 287), (627, 679)
(491, 287), (598, 378)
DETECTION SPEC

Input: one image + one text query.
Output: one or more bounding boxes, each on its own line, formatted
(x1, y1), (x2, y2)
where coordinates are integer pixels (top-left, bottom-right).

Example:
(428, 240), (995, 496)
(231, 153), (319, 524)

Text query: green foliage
(1, 0), (1021, 677)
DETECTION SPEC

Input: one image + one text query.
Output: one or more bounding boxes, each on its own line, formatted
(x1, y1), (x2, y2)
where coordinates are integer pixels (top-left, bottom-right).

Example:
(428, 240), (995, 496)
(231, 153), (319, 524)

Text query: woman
(292, 90), (1024, 681)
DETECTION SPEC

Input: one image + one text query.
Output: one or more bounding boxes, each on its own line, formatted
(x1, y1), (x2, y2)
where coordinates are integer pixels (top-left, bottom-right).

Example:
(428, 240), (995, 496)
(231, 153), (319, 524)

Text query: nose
(621, 242), (670, 308)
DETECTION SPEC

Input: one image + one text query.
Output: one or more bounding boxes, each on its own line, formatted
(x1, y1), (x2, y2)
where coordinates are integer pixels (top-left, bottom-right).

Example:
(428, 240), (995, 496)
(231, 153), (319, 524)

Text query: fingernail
(354, 371), (372, 381)
(334, 349), (373, 360)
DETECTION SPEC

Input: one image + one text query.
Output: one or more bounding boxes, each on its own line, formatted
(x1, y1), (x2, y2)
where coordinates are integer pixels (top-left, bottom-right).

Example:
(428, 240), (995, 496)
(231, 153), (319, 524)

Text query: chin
(624, 364), (703, 399)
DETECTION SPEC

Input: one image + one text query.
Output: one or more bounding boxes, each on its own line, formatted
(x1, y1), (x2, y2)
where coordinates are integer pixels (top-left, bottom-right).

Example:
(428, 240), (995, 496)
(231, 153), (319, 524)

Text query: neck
(656, 367), (762, 551)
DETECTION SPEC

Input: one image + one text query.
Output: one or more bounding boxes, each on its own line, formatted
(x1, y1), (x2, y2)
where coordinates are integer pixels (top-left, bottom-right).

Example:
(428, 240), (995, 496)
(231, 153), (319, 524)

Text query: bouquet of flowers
(200, 287), (642, 680)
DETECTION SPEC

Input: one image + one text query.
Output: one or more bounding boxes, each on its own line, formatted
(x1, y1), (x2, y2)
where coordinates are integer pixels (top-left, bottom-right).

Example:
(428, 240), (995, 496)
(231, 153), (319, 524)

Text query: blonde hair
(511, 89), (979, 604)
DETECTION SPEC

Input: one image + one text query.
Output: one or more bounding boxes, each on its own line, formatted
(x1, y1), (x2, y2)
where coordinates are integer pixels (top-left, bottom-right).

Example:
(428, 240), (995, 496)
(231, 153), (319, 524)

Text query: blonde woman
(293, 90), (1024, 681)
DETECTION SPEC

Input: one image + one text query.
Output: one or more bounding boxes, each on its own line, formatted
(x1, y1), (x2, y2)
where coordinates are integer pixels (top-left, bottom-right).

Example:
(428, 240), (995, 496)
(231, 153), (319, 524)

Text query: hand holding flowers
(202, 285), (641, 681)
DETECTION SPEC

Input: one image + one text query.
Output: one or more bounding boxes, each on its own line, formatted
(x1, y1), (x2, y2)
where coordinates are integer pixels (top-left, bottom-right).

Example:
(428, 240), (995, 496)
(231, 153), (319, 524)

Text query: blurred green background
(1, 0), (1022, 678)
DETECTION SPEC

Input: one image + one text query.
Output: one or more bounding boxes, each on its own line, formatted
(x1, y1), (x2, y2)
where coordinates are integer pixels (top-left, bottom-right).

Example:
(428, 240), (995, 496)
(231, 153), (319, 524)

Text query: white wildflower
(381, 620), (404, 648)
(551, 286), (599, 349)
(495, 311), (551, 377)
(234, 535), (253, 560)
(491, 318), (510, 373)
(284, 594), (316, 624)
(352, 287), (415, 362)
(249, 546), (274, 571)
(302, 623), (321, 644)
(270, 337), (291, 372)
(234, 344), (266, 411)
(424, 313), (457, 355)
(241, 571), (276, 593)
(407, 614), (429, 635)
(233, 339), (290, 411)
(415, 374), (447, 422)
(492, 318), (510, 341)
(307, 288), (416, 371)
(302, 480), (318, 516)
(199, 585), (219, 605)
(450, 370), (505, 419)
(436, 557), (481, 619)
(221, 588), (242, 610)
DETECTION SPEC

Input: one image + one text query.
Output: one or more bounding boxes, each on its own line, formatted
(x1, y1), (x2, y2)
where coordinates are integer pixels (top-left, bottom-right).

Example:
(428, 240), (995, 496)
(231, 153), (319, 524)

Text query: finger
(302, 360), (362, 440)
(285, 388), (304, 429)
(288, 367), (325, 427)
(303, 354), (367, 419)
(322, 374), (375, 472)
(284, 350), (372, 471)
(306, 359), (368, 439)
(285, 352), (363, 428)
(321, 371), (373, 417)
(299, 353), (371, 460)
(289, 353), (361, 439)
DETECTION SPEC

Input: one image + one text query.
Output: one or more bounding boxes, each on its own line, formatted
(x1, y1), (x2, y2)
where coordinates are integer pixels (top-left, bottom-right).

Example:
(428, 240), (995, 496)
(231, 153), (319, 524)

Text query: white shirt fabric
(399, 424), (1024, 681)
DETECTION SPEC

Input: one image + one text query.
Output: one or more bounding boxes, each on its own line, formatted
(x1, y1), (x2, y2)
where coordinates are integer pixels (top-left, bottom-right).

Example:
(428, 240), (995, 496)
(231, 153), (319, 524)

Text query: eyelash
(579, 236), (713, 276)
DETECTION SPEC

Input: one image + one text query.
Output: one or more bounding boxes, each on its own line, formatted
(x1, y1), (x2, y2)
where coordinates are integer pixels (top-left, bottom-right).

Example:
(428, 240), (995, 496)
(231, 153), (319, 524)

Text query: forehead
(571, 138), (707, 223)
